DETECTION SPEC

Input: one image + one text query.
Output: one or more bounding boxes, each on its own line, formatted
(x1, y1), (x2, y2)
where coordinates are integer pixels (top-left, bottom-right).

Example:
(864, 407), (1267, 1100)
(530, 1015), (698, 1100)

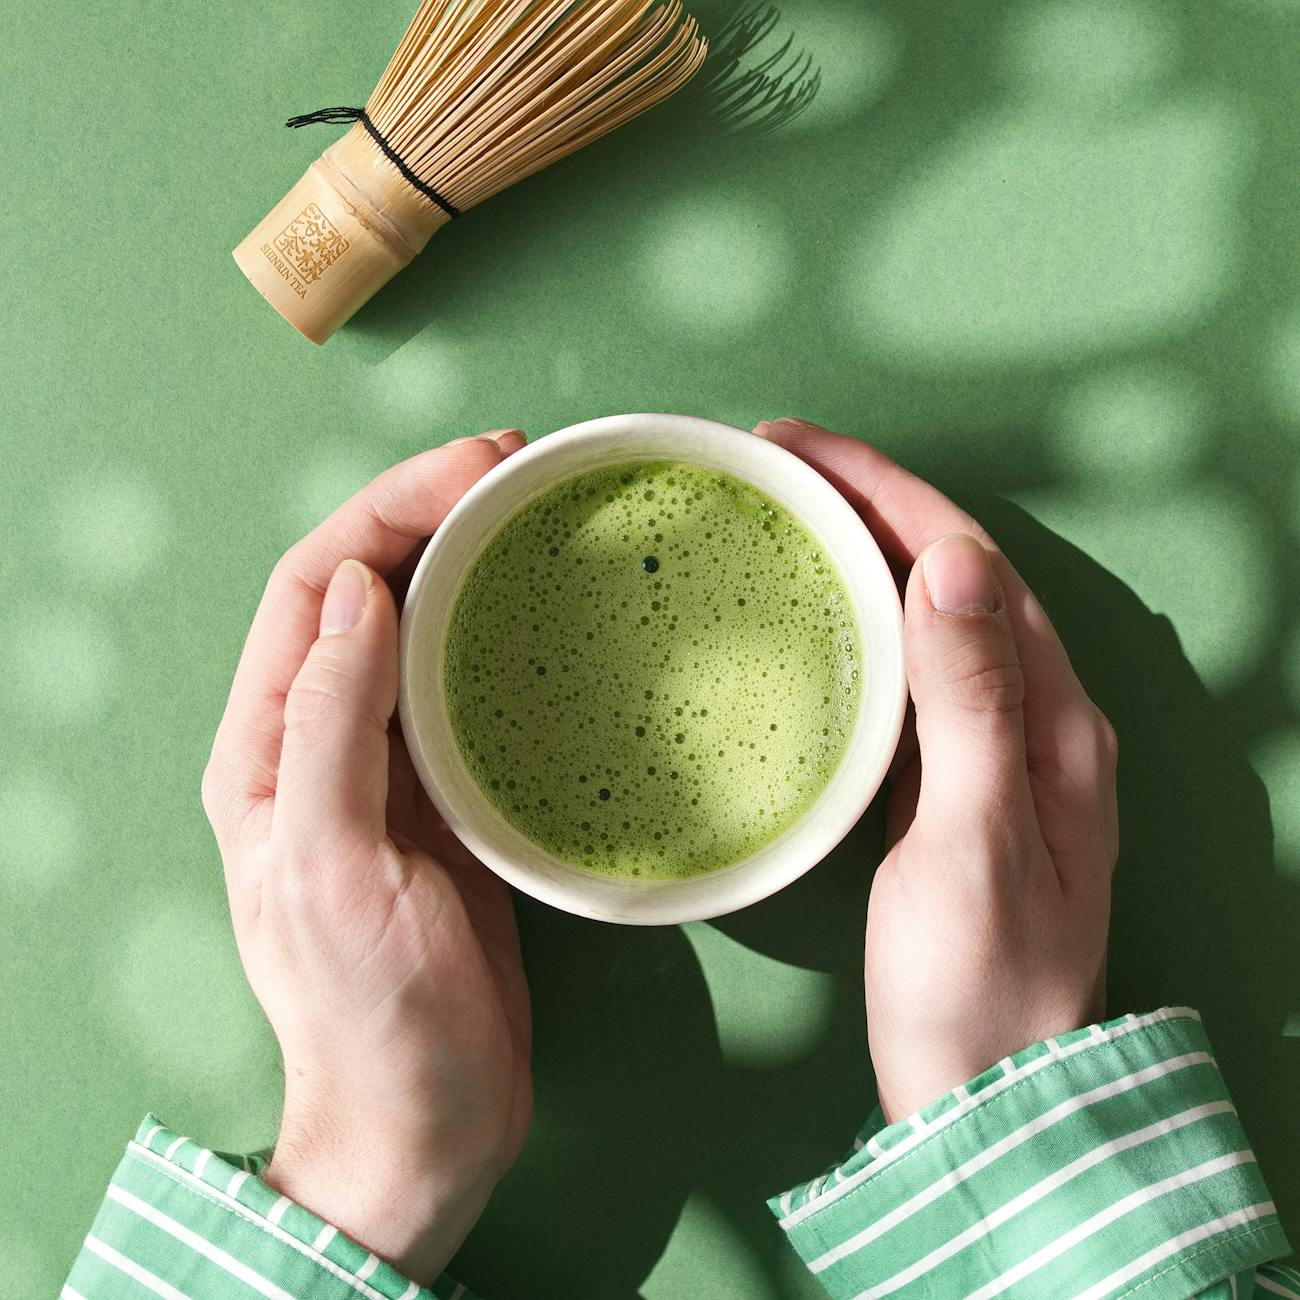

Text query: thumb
(905, 533), (1032, 828)
(274, 559), (398, 851)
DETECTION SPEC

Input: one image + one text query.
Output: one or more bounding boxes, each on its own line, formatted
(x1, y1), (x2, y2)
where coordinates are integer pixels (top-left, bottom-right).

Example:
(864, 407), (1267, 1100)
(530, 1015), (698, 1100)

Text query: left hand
(201, 431), (533, 1282)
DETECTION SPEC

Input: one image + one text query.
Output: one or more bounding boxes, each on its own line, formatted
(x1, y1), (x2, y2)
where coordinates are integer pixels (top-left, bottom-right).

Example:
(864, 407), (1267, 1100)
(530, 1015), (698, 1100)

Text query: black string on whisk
(286, 106), (462, 220)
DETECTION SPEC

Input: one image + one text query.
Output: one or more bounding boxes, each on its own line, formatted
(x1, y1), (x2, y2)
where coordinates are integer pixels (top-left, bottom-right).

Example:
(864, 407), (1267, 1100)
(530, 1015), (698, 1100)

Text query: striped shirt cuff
(64, 1115), (477, 1300)
(770, 1007), (1291, 1300)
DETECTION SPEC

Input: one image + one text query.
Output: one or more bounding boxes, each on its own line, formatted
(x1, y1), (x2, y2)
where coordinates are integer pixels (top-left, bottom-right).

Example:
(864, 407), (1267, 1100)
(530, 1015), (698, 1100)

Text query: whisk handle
(232, 125), (449, 345)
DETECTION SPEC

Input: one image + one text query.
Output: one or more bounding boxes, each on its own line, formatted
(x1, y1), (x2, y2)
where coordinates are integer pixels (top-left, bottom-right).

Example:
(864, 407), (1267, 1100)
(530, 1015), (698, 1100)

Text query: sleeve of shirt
(769, 1006), (1292, 1300)
(64, 1115), (478, 1300)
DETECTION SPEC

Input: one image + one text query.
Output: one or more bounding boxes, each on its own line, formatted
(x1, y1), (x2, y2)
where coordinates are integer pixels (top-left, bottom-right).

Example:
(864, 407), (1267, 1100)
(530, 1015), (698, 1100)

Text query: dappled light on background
(0, 1236), (48, 1300)
(361, 329), (468, 439)
(1286, 624), (1300, 713)
(848, 87), (1247, 369)
(1266, 307), (1300, 425)
(639, 193), (791, 339)
(788, 2), (900, 131)
(1000, 0), (1181, 107)
(1049, 363), (1209, 478)
(117, 906), (276, 1124)
(54, 474), (167, 584)
(4, 0), (1298, 1289)
(551, 347), (585, 399)
(1253, 730), (1300, 878)
(286, 441), (384, 534)
(643, 1190), (783, 1300)
(1013, 484), (1273, 692)
(703, 5), (821, 135)
(684, 922), (835, 1067)
(705, 2), (900, 136)
(0, 773), (82, 893)
(7, 607), (119, 723)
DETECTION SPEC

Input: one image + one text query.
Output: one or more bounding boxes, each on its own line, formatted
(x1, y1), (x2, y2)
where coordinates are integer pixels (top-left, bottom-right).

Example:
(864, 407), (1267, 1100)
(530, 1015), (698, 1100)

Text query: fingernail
(922, 534), (996, 615)
(320, 560), (370, 636)
(478, 428), (524, 447)
(754, 417), (816, 439)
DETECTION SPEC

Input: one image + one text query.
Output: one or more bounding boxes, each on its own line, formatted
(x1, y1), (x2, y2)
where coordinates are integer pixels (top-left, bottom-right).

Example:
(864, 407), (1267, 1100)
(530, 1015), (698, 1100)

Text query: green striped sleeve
(1256, 1262), (1300, 1296)
(64, 1115), (478, 1300)
(770, 1007), (1291, 1300)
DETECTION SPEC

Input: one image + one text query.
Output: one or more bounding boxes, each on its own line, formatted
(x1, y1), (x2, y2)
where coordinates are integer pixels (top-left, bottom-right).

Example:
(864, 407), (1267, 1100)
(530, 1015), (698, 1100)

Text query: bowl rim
(398, 413), (907, 924)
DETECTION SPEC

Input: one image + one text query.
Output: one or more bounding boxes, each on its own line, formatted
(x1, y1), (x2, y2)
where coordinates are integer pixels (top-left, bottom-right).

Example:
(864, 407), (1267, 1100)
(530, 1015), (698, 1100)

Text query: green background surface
(3, 0), (1299, 1294)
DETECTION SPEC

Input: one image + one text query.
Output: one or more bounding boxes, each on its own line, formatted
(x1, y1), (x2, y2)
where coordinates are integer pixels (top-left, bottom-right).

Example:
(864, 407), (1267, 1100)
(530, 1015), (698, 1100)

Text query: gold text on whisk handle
(258, 243), (309, 300)
(232, 125), (446, 344)
(262, 203), (350, 297)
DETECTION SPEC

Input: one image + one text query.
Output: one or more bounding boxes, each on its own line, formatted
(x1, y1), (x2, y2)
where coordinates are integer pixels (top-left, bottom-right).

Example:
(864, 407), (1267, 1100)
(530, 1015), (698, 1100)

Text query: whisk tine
(420, 0), (656, 183)
(234, 0), (706, 342)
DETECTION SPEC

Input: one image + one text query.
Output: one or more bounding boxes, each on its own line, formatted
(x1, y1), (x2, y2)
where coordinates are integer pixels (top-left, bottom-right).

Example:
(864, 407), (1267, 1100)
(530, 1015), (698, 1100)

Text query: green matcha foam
(444, 461), (862, 879)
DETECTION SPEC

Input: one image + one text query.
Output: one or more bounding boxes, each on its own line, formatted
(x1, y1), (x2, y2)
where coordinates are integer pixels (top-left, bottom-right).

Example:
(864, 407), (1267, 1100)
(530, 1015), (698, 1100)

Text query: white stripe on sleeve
(957, 1152), (1258, 1300)
(106, 1185), (296, 1300)
(1073, 1203), (1277, 1300)
(810, 1057), (1216, 1270)
(828, 1102), (1234, 1284)
(83, 1234), (195, 1299)
(1257, 1273), (1300, 1299)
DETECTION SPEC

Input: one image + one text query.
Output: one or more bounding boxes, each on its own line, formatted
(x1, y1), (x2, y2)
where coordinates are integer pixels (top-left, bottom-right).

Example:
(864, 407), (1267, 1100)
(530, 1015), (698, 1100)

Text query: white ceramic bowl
(398, 414), (906, 924)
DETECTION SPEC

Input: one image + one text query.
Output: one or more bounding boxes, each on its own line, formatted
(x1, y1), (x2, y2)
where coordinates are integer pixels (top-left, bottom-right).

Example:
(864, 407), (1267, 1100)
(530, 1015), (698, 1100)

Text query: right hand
(754, 419), (1118, 1125)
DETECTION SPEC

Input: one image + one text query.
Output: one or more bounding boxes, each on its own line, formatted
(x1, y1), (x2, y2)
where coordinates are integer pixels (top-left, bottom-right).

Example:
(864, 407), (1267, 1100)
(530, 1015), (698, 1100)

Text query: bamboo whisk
(234, 0), (706, 344)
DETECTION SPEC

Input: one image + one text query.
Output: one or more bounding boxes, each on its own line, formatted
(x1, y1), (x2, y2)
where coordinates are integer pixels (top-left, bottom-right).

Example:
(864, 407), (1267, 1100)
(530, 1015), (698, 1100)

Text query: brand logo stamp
(261, 203), (350, 297)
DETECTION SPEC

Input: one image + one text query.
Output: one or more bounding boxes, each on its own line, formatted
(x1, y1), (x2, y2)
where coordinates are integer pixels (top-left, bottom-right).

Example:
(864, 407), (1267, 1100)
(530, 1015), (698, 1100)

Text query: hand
(201, 431), (533, 1282)
(754, 419), (1117, 1125)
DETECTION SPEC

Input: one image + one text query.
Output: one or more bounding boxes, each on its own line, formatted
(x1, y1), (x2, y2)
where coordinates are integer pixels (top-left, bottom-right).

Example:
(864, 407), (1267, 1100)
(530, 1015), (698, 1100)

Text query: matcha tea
(444, 461), (861, 879)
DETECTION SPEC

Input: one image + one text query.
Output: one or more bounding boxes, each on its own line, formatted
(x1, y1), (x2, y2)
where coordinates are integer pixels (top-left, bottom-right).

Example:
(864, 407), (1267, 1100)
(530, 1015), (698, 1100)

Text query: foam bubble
(444, 462), (861, 878)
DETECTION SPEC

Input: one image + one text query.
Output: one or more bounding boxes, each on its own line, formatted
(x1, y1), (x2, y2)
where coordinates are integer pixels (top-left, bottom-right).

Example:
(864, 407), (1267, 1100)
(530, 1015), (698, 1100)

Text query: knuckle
(1094, 711), (1119, 769)
(282, 662), (354, 733)
(270, 542), (326, 603)
(200, 748), (242, 834)
(200, 758), (222, 821)
(943, 651), (1026, 718)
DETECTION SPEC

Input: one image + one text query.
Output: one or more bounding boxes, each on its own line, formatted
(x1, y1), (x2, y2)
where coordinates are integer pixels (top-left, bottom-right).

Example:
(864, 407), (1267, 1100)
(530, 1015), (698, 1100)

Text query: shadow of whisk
(701, 4), (822, 136)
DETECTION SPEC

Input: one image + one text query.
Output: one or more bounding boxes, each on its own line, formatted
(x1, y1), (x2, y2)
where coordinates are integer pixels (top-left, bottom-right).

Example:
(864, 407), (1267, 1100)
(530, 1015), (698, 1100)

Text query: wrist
(264, 1116), (498, 1283)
